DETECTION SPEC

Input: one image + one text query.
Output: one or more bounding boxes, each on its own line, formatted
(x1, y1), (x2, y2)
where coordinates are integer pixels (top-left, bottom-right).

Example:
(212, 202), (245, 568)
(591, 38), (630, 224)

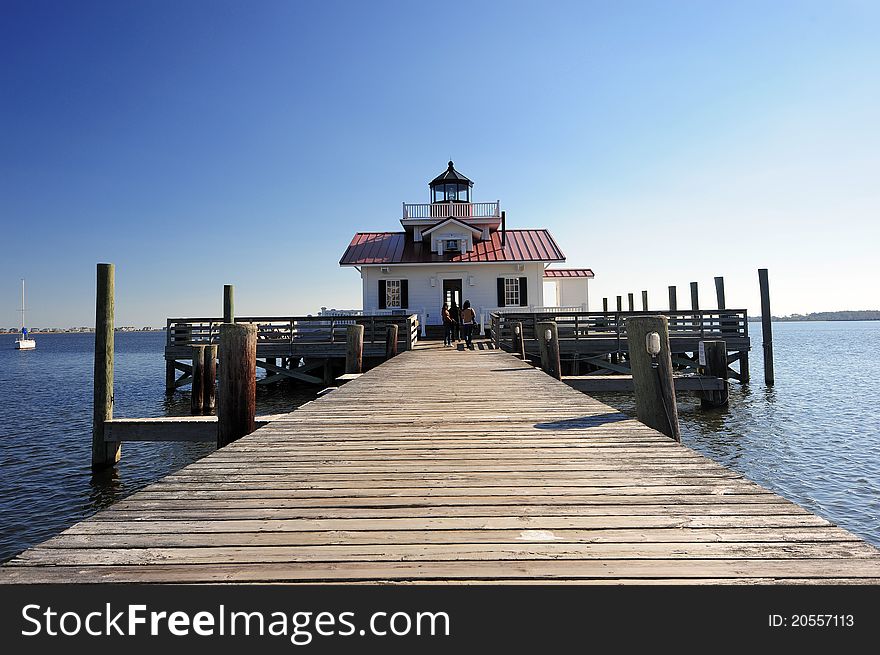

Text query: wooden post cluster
(698, 340), (729, 408)
(759, 268), (775, 386)
(385, 324), (399, 360)
(191, 344), (217, 413)
(92, 263), (121, 469)
(346, 324), (365, 374)
(625, 316), (680, 442)
(217, 323), (256, 448)
(537, 321), (561, 380)
(512, 321), (526, 360)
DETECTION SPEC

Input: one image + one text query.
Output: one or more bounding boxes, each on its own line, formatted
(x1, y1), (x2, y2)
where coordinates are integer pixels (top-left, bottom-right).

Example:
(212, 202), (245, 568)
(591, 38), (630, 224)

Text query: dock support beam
(616, 296), (622, 312)
(668, 286), (677, 311)
(602, 297), (608, 313)
(626, 315), (680, 442)
(690, 282), (699, 310)
(204, 344), (217, 410)
(641, 290), (648, 311)
(217, 323), (256, 448)
(759, 268), (774, 386)
(92, 263), (121, 469)
(223, 284), (234, 324)
(346, 324), (364, 374)
(627, 293), (634, 312)
(191, 345), (206, 414)
(699, 340), (729, 408)
(385, 324), (398, 360)
(537, 321), (561, 380)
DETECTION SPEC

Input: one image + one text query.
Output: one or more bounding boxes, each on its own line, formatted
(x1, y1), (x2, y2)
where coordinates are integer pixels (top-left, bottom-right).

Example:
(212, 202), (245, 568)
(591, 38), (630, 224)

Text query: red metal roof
(543, 268), (594, 278)
(340, 230), (565, 266)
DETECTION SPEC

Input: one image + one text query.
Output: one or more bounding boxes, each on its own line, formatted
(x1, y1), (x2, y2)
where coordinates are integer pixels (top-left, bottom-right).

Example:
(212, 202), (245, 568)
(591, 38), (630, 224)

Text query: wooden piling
(602, 297), (608, 313)
(512, 321), (526, 360)
(715, 276), (726, 310)
(690, 282), (699, 310)
(346, 324), (365, 374)
(223, 285), (235, 324)
(165, 360), (176, 393)
(385, 324), (399, 360)
(627, 293), (634, 312)
(759, 268), (774, 386)
(698, 340), (729, 408)
(217, 323), (256, 448)
(191, 344), (206, 414)
(537, 321), (561, 380)
(616, 296), (623, 312)
(668, 286), (677, 311)
(92, 263), (121, 469)
(204, 344), (217, 410)
(641, 290), (648, 311)
(625, 315), (680, 442)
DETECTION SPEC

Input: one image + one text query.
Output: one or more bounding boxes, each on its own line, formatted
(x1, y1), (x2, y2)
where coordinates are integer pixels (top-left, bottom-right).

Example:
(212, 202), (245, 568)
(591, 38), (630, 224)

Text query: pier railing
(166, 314), (419, 352)
(402, 201), (500, 220)
(490, 309), (749, 354)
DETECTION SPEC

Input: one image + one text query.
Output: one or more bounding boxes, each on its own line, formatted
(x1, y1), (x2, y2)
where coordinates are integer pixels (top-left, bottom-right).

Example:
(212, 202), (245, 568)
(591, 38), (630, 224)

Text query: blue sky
(1, 0), (878, 327)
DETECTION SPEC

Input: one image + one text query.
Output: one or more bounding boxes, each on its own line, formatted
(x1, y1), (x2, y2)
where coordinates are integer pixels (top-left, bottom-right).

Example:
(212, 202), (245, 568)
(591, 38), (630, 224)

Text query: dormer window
(445, 239), (460, 252)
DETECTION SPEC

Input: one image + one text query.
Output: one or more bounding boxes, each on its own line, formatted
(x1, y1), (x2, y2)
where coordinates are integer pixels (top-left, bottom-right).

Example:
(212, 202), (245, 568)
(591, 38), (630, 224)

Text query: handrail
(402, 201), (500, 220)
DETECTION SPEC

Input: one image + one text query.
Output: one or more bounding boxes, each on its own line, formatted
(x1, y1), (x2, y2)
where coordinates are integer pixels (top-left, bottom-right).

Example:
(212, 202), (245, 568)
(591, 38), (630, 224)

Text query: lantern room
(429, 160), (473, 203)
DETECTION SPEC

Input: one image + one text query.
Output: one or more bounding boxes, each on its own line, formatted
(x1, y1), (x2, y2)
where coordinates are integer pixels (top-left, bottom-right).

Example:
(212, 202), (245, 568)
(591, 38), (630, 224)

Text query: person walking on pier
(449, 299), (461, 342)
(441, 302), (454, 347)
(460, 300), (476, 349)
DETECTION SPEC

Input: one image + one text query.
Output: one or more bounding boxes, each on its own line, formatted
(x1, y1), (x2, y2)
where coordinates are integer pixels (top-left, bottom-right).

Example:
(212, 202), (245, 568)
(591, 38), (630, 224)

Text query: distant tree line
(748, 310), (880, 322)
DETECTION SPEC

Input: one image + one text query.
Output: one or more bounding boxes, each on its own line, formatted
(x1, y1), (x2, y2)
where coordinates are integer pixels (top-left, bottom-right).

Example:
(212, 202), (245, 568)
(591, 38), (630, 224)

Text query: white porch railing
(402, 201), (500, 220)
(478, 305), (587, 332)
(319, 307), (428, 337)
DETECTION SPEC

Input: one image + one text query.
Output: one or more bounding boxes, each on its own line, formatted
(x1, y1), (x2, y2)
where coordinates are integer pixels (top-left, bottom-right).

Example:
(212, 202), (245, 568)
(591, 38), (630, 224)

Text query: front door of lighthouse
(442, 279), (462, 312)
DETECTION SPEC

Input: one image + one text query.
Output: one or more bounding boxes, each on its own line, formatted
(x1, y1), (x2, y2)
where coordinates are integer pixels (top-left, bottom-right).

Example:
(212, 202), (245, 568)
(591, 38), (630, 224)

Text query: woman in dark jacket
(441, 303), (454, 346)
(449, 300), (460, 342)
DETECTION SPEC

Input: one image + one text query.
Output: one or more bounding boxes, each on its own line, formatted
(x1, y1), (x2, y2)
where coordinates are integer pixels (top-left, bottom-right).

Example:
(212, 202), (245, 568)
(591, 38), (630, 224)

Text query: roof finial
(448, 159), (454, 169)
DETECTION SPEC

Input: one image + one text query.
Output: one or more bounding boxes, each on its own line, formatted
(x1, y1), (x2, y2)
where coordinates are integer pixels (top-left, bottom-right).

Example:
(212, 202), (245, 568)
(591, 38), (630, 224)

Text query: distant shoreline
(5, 329), (164, 335)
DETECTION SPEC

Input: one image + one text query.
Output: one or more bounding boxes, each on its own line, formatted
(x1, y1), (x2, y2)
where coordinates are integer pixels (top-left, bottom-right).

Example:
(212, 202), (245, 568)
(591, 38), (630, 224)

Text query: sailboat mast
(20, 279), (26, 331)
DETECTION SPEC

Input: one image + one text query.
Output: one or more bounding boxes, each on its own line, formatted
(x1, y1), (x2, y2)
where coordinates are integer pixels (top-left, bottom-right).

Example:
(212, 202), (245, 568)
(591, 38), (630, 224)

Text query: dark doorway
(443, 279), (463, 309)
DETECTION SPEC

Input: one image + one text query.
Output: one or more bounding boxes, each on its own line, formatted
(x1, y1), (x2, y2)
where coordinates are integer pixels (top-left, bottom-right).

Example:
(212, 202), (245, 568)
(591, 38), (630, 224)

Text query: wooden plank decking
(3, 343), (880, 583)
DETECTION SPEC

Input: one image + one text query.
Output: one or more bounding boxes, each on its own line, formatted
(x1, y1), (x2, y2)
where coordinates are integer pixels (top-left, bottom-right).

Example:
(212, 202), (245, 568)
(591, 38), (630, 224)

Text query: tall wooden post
(217, 323), (256, 448)
(698, 340), (729, 408)
(346, 324), (365, 374)
(759, 268), (774, 386)
(537, 321), (561, 380)
(627, 293), (634, 312)
(641, 290), (648, 311)
(602, 297), (608, 313)
(385, 324), (399, 360)
(92, 263), (120, 469)
(512, 321), (526, 360)
(690, 282), (699, 310)
(616, 296), (623, 312)
(191, 344), (206, 414)
(625, 315), (680, 442)
(204, 344), (217, 410)
(668, 286), (677, 311)
(223, 284), (235, 324)
(714, 276), (726, 310)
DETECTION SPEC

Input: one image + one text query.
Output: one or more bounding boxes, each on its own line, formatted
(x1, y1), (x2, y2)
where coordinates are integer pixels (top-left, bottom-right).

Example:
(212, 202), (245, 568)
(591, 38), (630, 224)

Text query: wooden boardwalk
(3, 343), (880, 583)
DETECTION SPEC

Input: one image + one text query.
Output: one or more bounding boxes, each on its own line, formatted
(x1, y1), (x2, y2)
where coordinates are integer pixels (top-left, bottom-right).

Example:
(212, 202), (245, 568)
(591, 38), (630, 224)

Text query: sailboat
(14, 279), (36, 350)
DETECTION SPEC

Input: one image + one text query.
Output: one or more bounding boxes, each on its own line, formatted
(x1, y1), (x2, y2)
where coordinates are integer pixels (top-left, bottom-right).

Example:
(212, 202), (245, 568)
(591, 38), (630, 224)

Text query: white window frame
(504, 277), (520, 307)
(385, 279), (402, 309)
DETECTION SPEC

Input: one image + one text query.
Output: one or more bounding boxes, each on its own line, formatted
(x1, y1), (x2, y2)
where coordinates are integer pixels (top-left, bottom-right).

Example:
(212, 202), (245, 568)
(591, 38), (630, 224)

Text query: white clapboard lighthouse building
(339, 161), (593, 336)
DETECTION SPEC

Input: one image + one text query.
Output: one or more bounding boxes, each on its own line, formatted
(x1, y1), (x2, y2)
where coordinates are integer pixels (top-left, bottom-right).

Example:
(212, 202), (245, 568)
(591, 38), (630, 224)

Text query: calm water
(0, 331), (315, 562)
(0, 323), (878, 562)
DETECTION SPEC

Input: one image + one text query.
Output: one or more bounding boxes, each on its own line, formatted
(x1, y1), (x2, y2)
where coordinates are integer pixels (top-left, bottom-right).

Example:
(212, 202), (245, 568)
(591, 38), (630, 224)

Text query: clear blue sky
(2, 0), (878, 327)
